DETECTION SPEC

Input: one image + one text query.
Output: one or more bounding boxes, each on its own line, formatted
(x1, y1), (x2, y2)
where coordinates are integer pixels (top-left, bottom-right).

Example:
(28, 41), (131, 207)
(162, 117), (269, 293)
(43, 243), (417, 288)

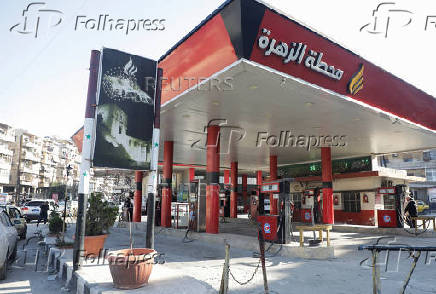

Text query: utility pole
(62, 164), (72, 242)
(15, 134), (23, 204)
(146, 68), (163, 249)
(73, 50), (100, 271)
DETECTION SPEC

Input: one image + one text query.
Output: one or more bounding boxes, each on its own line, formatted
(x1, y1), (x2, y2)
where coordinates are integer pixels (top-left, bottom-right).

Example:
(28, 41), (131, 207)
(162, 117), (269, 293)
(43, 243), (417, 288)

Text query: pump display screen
(378, 187), (395, 194)
(261, 183), (280, 193)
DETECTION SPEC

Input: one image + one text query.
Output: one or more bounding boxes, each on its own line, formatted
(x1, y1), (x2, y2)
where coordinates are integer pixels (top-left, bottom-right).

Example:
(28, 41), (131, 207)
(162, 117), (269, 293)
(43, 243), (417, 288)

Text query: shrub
(85, 193), (119, 236)
(48, 211), (63, 234)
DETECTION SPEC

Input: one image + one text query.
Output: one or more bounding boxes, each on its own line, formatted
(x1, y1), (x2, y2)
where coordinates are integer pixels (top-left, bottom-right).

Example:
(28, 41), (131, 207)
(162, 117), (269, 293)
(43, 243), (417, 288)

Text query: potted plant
(83, 193), (118, 256)
(107, 210), (158, 289)
(107, 248), (157, 289)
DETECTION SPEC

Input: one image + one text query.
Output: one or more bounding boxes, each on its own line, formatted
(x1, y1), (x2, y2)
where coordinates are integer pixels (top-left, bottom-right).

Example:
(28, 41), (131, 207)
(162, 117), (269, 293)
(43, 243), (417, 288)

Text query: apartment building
(0, 124), (15, 193)
(1, 122), (130, 202)
(378, 150), (436, 203)
(39, 136), (62, 189)
(57, 139), (81, 186)
(9, 130), (43, 195)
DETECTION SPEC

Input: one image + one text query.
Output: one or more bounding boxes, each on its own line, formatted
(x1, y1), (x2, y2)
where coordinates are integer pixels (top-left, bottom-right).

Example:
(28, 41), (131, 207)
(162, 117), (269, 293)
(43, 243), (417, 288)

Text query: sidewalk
(55, 221), (436, 294)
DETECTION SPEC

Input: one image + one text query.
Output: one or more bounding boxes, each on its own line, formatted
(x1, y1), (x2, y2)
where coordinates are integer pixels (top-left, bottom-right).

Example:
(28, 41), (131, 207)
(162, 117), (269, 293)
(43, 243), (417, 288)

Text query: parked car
(0, 205), (27, 239)
(0, 210), (18, 280)
(20, 199), (56, 223)
(416, 200), (430, 214)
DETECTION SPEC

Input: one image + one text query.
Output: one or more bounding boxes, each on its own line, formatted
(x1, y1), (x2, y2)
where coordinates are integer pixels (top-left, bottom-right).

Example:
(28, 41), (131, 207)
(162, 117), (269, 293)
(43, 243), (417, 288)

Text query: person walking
(37, 201), (50, 227)
(124, 196), (134, 222)
(404, 194), (418, 228)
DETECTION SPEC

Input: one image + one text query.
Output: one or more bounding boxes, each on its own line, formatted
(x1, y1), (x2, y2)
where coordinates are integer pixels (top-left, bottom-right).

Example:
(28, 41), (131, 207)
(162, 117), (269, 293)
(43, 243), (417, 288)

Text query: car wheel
(10, 245), (17, 262)
(0, 252), (8, 280)
(25, 218), (31, 223)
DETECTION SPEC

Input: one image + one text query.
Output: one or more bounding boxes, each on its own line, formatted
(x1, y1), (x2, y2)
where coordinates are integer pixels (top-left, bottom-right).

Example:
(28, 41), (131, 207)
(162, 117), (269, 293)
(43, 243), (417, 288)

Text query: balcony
(0, 133), (15, 143)
(38, 181), (50, 188)
(0, 146), (13, 156)
(22, 166), (40, 175)
(22, 152), (40, 162)
(0, 161), (11, 170)
(40, 169), (54, 177)
(19, 176), (34, 186)
(22, 140), (37, 148)
(0, 175), (9, 185)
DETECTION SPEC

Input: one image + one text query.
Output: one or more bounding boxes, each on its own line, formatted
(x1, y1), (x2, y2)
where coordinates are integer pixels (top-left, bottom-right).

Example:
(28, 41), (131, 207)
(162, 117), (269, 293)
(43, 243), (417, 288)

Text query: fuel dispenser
(188, 180), (207, 232)
(257, 178), (294, 244)
(300, 188), (323, 224)
(377, 185), (407, 228)
(301, 189), (315, 223)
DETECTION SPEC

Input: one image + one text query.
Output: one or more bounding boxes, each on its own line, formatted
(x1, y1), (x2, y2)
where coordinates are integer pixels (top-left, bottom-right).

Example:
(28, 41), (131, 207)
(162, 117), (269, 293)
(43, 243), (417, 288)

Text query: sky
(1, 0), (436, 139)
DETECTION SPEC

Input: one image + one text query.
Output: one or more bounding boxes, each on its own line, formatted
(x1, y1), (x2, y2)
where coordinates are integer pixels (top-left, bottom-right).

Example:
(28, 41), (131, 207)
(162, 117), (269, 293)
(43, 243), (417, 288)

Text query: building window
(342, 191), (361, 212)
(426, 169), (436, 181)
(403, 155), (413, 162)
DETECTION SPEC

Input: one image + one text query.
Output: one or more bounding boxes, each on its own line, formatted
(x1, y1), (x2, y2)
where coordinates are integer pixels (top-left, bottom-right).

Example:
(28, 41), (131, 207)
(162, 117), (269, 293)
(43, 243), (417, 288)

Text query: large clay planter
(107, 248), (156, 290)
(84, 234), (108, 256)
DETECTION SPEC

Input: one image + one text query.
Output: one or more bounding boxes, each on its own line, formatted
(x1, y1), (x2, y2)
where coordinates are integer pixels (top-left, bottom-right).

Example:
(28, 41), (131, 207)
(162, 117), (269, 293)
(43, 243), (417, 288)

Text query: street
(0, 223), (65, 294)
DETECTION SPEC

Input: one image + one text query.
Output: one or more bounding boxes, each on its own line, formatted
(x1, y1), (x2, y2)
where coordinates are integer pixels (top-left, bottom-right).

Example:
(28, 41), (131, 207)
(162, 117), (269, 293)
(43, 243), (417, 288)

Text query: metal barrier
(358, 244), (436, 294)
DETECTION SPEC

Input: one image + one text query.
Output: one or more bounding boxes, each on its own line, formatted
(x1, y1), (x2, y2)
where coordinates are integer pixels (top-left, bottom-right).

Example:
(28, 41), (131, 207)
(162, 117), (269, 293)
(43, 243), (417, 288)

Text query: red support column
(161, 141), (173, 228)
(189, 168), (195, 182)
(224, 170), (230, 186)
(242, 175), (248, 213)
(321, 147), (334, 224)
(257, 171), (263, 187)
(206, 125), (220, 234)
(269, 155), (278, 215)
(133, 171), (143, 222)
(230, 162), (238, 218)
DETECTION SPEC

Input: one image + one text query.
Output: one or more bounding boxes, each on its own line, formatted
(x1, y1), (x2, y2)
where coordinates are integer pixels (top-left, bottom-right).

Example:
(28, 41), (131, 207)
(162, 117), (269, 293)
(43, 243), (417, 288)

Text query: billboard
(93, 48), (157, 170)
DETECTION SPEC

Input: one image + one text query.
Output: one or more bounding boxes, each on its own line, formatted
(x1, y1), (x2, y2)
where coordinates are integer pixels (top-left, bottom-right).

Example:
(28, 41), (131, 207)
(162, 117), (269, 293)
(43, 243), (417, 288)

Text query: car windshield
(27, 201), (45, 207)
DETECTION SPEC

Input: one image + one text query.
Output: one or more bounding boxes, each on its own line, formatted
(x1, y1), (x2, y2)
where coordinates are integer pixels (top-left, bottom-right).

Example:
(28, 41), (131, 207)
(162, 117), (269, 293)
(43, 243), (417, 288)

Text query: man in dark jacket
(37, 201), (50, 227)
(404, 195), (418, 228)
(124, 196), (134, 222)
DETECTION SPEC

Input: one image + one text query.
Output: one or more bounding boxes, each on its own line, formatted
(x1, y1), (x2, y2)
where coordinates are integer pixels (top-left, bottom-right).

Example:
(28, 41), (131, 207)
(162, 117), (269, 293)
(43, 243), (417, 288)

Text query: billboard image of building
(92, 48), (157, 170)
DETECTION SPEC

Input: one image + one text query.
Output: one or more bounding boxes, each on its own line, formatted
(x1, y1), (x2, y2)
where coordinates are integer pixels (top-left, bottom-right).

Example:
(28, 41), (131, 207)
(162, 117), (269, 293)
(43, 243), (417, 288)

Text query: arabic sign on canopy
(93, 48), (157, 170)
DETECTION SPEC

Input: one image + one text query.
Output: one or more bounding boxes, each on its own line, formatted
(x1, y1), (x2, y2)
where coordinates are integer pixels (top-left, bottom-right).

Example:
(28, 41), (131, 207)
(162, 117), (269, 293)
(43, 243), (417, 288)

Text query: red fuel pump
(257, 179), (293, 244)
(377, 185), (406, 228)
(300, 188), (323, 223)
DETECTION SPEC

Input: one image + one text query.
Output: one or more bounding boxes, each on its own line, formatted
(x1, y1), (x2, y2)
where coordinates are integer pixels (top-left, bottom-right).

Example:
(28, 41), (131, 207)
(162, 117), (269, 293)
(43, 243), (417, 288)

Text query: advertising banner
(93, 48), (157, 170)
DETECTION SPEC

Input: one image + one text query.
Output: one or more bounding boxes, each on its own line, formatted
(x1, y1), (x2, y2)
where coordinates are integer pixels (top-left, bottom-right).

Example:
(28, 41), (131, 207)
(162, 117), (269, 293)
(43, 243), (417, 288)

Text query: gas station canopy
(157, 0), (436, 171)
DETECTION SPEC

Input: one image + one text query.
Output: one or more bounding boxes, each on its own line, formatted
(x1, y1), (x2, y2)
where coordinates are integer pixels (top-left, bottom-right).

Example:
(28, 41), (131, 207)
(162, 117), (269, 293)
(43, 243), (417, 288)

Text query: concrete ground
(58, 219), (436, 294)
